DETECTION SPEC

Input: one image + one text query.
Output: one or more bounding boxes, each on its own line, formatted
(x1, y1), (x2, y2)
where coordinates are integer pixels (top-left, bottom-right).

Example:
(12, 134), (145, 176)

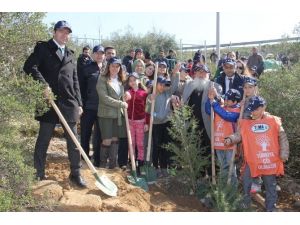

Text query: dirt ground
(33, 136), (299, 212)
(41, 137), (206, 212)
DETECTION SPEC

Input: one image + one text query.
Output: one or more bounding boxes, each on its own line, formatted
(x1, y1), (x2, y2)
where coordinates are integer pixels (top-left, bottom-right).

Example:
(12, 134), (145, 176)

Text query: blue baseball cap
(54, 20), (72, 33)
(246, 96), (266, 112)
(243, 76), (257, 86)
(193, 64), (210, 73)
(223, 58), (236, 66)
(128, 72), (140, 79)
(135, 48), (143, 53)
(165, 78), (171, 86)
(179, 64), (189, 73)
(158, 61), (168, 68)
(93, 45), (105, 53)
(145, 79), (153, 87)
(157, 76), (166, 84)
(224, 89), (241, 102)
(250, 65), (257, 71)
(108, 57), (122, 65)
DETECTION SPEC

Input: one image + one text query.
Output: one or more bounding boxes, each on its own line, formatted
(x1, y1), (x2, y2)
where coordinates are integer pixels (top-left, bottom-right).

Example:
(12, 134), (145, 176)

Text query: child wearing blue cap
(157, 61), (169, 78)
(225, 96), (289, 211)
(242, 76), (258, 119)
(146, 63), (180, 177)
(241, 76), (265, 193)
(96, 57), (128, 169)
(205, 88), (241, 185)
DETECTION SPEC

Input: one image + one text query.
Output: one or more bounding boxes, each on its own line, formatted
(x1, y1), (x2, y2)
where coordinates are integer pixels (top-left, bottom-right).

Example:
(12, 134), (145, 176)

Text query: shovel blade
(140, 164), (157, 184)
(127, 174), (149, 192)
(93, 173), (118, 197)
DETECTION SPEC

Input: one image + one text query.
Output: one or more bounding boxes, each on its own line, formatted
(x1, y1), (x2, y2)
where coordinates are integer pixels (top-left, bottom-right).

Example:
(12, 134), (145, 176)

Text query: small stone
(32, 180), (63, 203)
(58, 191), (102, 212)
(294, 200), (300, 208)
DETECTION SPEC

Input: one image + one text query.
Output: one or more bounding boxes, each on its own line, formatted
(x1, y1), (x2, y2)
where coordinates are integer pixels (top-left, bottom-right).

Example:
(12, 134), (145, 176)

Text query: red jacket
(127, 88), (148, 122)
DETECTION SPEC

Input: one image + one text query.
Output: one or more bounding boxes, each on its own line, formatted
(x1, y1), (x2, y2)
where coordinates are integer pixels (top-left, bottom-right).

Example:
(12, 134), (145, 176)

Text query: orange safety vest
(240, 115), (284, 177)
(214, 106), (240, 150)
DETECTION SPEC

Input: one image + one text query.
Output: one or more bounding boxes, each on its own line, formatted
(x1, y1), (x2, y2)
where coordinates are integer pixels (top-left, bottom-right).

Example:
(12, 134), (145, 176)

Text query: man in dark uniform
(77, 45), (92, 82)
(122, 49), (135, 74)
(80, 45), (106, 167)
(23, 20), (86, 188)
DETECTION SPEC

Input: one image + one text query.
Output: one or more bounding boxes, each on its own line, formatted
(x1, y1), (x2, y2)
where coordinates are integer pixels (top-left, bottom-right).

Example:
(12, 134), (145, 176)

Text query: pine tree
(164, 105), (209, 194)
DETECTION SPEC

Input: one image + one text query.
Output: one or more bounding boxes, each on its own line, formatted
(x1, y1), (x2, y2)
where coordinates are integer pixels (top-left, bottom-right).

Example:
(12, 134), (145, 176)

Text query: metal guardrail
(182, 37), (300, 50)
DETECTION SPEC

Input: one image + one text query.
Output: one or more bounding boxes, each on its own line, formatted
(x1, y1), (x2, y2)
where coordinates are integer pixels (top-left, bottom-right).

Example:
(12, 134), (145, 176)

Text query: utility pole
(204, 40), (207, 62)
(180, 39), (183, 61)
(99, 26), (101, 45)
(216, 12), (220, 61)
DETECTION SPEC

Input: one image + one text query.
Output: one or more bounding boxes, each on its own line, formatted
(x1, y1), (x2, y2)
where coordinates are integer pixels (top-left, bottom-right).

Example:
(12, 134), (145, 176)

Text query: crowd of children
(25, 20), (290, 212)
(74, 45), (291, 211)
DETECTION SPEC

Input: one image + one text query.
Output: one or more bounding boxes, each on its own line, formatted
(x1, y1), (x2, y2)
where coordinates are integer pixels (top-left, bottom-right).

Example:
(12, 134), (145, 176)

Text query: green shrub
(165, 105), (209, 194)
(259, 65), (300, 179)
(0, 74), (47, 211)
(209, 176), (247, 212)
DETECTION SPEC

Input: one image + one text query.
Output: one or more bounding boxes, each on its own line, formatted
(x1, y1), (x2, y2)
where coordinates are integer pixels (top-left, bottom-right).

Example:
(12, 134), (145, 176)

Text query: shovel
(227, 93), (245, 185)
(140, 62), (159, 184)
(123, 99), (149, 191)
(210, 82), (216, 185)
(50, 99), (118, 197)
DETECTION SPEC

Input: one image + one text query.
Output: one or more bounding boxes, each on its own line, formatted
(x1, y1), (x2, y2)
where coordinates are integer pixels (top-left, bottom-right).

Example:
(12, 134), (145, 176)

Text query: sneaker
(276, 185), (281, 192)
(168, 167), (177, 176)
(240, 202), (251, 210)
(250, 183), (262, 193)
(161, 168), (169, 177)
(156, 169), (163, 178)
(36, 175), (46, 181)
(120, 165), (127, 171)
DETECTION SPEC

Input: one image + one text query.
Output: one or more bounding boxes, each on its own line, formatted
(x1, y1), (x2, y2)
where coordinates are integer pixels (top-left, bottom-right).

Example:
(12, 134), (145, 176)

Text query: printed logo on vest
(251, 123), (269, 133)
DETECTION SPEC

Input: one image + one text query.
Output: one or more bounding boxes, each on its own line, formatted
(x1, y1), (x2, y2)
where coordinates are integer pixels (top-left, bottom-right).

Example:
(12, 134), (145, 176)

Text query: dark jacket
(155, 57), (170, 68)
(23, 39), (82, 123)
(77, 54), (91, 77)
(216, 72), (245, 97)
(122, 55), (133, 74)
(247, 53), (264, 75)
(80, 62), (102, 111)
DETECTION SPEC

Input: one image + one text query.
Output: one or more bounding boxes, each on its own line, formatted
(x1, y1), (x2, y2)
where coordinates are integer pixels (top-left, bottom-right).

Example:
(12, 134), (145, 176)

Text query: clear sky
(43, 12), (300, 46)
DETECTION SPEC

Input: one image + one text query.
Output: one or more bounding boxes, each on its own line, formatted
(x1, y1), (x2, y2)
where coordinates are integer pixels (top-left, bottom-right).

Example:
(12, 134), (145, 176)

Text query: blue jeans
(216, 149), (237, 185)
(243, 164), (277, 211)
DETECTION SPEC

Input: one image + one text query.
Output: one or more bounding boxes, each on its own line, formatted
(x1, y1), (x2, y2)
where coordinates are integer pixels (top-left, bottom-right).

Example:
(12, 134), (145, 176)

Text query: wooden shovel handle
(49, 100), (97, 174)
(146, 62), (158, 162)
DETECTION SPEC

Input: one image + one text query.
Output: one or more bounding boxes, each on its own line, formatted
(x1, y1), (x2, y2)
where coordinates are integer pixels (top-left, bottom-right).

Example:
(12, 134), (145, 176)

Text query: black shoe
(93, 162), (100, 168)
(81, 155), (91, 160)
(36, 175), (46, 181)
(136, 160), (144, 176)
(69, 174), (87, 188)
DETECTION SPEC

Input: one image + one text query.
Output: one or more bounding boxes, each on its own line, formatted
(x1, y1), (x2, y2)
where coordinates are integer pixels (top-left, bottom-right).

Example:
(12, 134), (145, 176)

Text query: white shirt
(110, 76), (121, 96)
(52, 38), (66, 56)
(225, 75), (235, 93)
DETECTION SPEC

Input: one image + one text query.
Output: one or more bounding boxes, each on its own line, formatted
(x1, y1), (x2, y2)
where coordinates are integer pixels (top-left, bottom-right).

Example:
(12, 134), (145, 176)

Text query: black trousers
(152, 121), (173, 169)
(34, 121), (81, 177)
(118, 137), (128, 167)
(80, 109), (101, 165)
